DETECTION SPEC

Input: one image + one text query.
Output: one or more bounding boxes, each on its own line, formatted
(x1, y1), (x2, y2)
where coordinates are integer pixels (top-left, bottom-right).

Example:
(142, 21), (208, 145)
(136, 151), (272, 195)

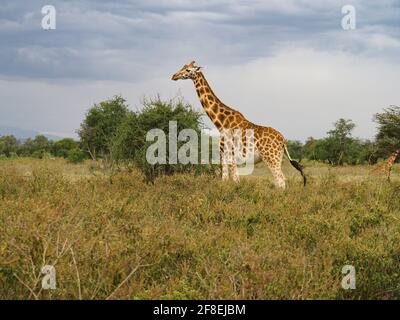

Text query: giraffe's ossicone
(172, 61), (306, 188)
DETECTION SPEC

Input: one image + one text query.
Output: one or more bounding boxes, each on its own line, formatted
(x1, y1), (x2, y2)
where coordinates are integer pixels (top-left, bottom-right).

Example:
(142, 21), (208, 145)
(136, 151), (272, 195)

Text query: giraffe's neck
(388, 149), (400, 166)
(192, 72), (244, 130)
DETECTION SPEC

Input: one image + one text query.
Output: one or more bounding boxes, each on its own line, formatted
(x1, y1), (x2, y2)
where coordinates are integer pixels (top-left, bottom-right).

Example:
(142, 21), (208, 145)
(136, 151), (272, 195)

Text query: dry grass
(0, 158), (399, 299)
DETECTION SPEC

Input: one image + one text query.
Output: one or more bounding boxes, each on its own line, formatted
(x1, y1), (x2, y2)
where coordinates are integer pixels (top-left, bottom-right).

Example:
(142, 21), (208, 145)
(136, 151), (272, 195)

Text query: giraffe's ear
(195, 66), (202, 72)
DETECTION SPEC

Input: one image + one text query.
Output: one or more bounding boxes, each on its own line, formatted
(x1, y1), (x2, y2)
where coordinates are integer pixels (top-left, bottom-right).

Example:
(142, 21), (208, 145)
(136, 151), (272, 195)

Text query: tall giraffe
(171, 61), (306, 188)
(371, 149), (400, 181)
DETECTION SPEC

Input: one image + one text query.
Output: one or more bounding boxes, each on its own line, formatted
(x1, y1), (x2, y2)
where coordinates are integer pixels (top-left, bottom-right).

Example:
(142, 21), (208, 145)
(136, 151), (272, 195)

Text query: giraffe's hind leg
(260, 147), (286, 189)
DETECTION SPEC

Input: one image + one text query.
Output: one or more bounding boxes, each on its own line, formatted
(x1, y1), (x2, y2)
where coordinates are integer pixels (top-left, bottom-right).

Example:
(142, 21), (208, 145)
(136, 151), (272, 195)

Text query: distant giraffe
(371, 149), (400, 181)
(171, 61), (306, 188)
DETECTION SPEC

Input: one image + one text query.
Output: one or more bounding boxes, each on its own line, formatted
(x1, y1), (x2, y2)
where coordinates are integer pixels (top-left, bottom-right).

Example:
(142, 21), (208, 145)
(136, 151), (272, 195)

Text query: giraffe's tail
(284, 144), (307, 186)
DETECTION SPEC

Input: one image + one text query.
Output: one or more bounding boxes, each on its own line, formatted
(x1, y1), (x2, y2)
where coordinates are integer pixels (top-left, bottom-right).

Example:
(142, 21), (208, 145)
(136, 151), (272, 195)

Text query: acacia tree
(78, 95), (130, 162)
(112, 97), (216, 182)
(373, 105), (400, 158)
(325, 118), (356, 165)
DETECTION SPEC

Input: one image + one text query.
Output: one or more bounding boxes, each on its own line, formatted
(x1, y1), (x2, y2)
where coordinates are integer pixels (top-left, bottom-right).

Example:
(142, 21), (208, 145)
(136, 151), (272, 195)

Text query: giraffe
(171, 61), (306, 188)
(370, 149), (400, 181)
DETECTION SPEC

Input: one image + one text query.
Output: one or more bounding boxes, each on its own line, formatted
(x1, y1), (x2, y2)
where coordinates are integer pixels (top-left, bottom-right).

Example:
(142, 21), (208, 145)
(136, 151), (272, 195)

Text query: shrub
(52, 138), (80, 158)
(67, 148), (86, 164)
(112, 97), (218, 182)
(32, 150), (45, 159)
(78, 95), (130, 161)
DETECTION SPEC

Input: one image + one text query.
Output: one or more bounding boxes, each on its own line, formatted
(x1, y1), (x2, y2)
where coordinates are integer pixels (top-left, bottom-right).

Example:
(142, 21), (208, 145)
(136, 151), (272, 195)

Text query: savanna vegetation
(2, 99), (399, 173)
(0, 158), (399, 299)
(0, 97), (399, 299)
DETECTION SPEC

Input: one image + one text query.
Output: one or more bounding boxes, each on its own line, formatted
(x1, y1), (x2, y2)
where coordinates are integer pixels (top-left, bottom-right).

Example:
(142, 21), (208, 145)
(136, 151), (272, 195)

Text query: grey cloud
(1, 0), (399, 81)
(0, 0), (399, 139)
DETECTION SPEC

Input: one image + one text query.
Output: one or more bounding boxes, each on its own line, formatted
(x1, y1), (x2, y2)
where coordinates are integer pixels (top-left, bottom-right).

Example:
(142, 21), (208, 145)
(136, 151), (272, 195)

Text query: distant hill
(0, 125), (64, 141)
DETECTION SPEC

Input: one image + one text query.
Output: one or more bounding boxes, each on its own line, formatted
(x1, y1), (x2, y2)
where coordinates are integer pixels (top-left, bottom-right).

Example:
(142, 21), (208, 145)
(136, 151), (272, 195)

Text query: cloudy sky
(1, 0), (400, 140)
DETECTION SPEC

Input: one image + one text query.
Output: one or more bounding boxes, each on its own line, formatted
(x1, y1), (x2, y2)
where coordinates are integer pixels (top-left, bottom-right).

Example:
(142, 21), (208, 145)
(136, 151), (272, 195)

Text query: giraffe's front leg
(387, 167), (392, 182)
(229, 163), (240, 182)
(220, 136), (240, 182)
(222, 163), (229, 181)
(220, 139), (230, 181)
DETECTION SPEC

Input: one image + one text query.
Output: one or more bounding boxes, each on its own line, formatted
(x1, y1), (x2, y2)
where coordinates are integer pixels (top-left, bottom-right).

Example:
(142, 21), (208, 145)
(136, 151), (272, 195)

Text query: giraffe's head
(171, 61), (202, 81)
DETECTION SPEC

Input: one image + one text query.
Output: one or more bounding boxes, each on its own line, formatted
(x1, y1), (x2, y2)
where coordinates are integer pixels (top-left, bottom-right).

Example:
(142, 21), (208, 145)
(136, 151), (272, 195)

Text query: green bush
(78, 95), (130, 160)
(112, 97), (218, 182)
(52, 138), (80, 158)
(67, 148), (86, 164)
(287, 140), (304, 161)
(32, 150), (45, 159)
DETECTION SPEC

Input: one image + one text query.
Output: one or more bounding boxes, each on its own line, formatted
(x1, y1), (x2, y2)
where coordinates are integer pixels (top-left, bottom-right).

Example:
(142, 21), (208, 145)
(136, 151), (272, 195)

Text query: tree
(0, 135), (18, 157)
(33, 135), (52, 151)
(14, 135), (52, 157)
(373, 105), (400, 158)
(287, 140), (304, 161)
(52, 138), (80, 158)
(112, 112), (141, 164)
(345, 139), (374, 165)
(303, 119), (366, 165)
(112, 97), (216, 182)
(78, 95), (130, 161)
(303, 137), (318, 161)
(325, 118), (356, 165)
(17, 138), (34, 156)
(356, 139), (377, 165)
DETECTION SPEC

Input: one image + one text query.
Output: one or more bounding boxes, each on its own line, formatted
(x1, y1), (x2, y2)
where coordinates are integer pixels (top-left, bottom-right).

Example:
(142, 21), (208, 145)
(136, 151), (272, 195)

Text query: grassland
(0, 158), (399, 299)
